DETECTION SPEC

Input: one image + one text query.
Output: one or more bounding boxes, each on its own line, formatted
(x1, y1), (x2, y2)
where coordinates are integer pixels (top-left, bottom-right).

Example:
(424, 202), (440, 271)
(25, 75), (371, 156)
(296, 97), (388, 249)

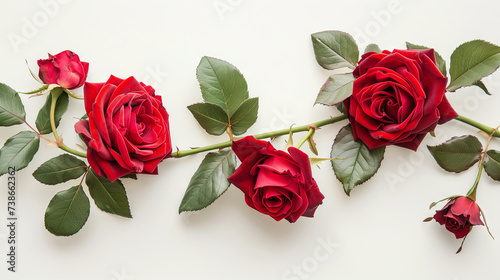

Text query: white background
(1, 0), (500, 279)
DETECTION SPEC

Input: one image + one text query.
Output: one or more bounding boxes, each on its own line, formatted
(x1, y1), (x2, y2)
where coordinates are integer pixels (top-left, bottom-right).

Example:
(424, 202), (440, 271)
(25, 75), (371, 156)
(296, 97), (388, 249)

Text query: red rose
(344, 49), (458, 151)
(37, 50), (89, 89)
(433, 196), (484, 239)
(228, 136), (324, 223)
(75, 75), (171, 182)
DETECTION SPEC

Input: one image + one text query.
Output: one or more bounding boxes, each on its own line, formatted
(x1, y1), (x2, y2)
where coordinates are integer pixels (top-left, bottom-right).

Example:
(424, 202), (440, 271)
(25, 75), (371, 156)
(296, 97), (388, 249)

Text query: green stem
(49, 88), (63, 141)
(295, 128), (315, 149)
(49, 88), (87, 158)
(466, 162), (483, 200)
(455, 115), (500, 138)
(171, 115), (348, 158)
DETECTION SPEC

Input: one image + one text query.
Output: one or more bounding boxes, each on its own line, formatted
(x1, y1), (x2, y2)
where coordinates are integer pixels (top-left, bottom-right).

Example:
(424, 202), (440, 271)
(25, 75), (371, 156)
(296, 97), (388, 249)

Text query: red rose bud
(433, 196), (484, 239)
(344, 49), (458, 151)
(37, 50), (89, 89)
(228, 136), (324, 223)
(75, 75), (171, 182)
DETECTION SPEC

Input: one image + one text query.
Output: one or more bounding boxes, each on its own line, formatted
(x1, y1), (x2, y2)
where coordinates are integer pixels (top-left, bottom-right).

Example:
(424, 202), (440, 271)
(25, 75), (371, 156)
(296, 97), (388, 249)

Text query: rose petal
(446, 221), (471, 239)
(231, 136), (270, 161)
(451, 197), (484, 226)
(437, 96), (459, 124)
(255, 168), (293, 189)
(228, 152), (262, 196)
(84, 82), (105, 113)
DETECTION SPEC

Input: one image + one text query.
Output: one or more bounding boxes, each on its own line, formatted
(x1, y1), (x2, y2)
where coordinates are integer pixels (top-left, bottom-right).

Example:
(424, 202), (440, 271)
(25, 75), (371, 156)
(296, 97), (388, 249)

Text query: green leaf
(44, 185), (90, 236)
(364, 44), (382, 54)
(179, 150), (237, 213)
(447, 40), (500, 92)
(196, 56), (249, 117)
(335, 102), (348, 116)
(120, 174), (137, 180)
(35, 91), (69, 134)
(406, 42), (447, 77)
(484, 150), (500, 181)
(427, 135), (483, 173)
(0, 83), (26, 126)
(311, 30), (359, 70)
(230, 97), (259, 135)
(85, 169), (132, 218)
(315, 73), (355, 106)
(0, 131), (40, 176)
(330, 125), (385, 195)
(188, 102), (229, 135)
(33, 154), (87, 185)
(473, 80), (492, 95)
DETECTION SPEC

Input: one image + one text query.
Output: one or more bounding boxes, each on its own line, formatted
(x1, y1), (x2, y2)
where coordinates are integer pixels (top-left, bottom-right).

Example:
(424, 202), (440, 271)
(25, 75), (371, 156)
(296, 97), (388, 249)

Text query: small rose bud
(37, 50), (89, 89)
(433, 196), (484, 239)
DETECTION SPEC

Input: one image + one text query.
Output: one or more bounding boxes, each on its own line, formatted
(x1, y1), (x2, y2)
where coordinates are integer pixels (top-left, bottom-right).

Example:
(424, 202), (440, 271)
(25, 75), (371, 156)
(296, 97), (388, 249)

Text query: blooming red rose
(344, 49), (458, 151)
(433, 196), (484, 239)
(228, 136), (324, 223)
(37, 50), (89, 89)
(75, 75), (171, 182)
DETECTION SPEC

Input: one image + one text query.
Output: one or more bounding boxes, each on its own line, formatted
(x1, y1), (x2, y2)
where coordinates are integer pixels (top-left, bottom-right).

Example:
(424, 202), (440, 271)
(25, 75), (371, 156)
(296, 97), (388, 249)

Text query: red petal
(437, 96), (458, 124)
(84, 82), (105, 114)
(231, 136), (269, 161)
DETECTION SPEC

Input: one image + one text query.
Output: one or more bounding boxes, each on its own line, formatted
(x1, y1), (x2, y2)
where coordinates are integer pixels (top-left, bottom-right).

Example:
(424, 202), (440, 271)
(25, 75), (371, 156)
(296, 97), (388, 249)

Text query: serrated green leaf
(406, 42), (447, 77)
(44, 185), (90, 236)
(0, 83), (26, 126)
(230, 97), (259, 135)
(365, 44), (382, 54)
(311, 30), (359, 70)
(188, 102), (229, 135)
(473, 80), (492, 95)
(315, 73), (355, 106)
(331, 125), (385, 195)
(427, 135), (483, 173)
(86, 169), (132, 218)
(197, 56), (249, 117)
(179, 150), (237, 213)
(484, 150), (500, 181)
(0, 131), (40, 176)
(447, 40), (500, 92)
(35, 90), (69, 134)
(33, 154), (87, 185)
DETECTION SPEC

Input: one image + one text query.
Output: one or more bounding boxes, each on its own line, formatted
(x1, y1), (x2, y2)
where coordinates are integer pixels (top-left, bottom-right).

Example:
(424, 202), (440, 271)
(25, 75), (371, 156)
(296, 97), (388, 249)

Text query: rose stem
(454, 115), (500, 138)
(466, 162), (482, 200)
(295, 128), (315, 149)
(466, 123), (499, 200)
(49, 88), (87, 158)
(171, 115), (348, 158)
